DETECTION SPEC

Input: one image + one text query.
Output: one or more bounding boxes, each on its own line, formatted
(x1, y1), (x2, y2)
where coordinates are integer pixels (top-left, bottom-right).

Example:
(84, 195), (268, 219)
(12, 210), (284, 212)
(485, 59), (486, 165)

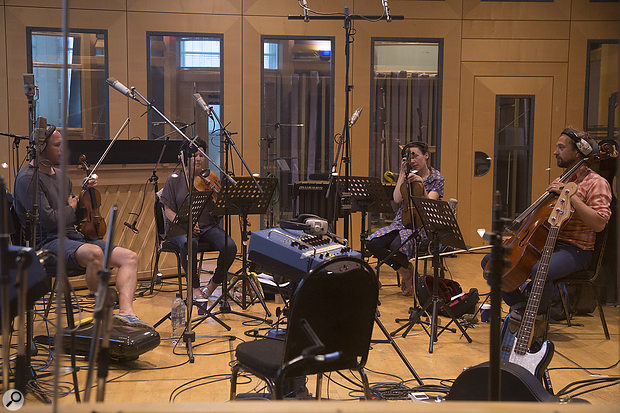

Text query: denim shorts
(41, 231), (111, 271)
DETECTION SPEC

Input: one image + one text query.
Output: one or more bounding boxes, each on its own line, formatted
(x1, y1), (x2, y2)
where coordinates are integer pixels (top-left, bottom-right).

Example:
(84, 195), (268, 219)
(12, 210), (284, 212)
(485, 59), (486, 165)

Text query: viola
(76, 154), (107, 240)
(194, 169), (221, 202)
(399, 176), (426, 228)
(491, 142), (617, 292)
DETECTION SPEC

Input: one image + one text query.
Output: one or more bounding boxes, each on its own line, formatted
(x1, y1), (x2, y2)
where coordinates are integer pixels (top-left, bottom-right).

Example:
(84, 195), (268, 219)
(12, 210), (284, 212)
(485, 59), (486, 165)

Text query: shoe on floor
(113, 313), (153, 329)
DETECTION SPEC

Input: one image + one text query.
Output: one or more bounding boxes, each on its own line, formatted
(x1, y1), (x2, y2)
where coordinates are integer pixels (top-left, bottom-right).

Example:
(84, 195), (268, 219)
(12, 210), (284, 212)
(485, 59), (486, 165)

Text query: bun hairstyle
(401, 141), (429, 157)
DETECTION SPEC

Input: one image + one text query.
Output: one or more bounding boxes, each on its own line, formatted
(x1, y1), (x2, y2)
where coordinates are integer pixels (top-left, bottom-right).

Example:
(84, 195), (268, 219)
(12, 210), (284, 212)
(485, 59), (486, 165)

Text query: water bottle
(171, 293), (186, 346)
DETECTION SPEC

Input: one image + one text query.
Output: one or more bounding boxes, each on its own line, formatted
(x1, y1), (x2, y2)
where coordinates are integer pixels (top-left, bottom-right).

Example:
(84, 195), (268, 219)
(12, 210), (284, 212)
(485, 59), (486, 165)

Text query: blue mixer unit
(248, 227), (361, 281)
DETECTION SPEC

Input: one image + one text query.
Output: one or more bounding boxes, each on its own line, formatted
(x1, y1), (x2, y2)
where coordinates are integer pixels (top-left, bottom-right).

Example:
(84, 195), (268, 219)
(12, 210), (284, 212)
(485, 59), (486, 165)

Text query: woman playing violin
(366, 141), (445, 296)
(481, 127), (611, 320)
(160, 138), (237, 303)
(13, 125), (151, 328)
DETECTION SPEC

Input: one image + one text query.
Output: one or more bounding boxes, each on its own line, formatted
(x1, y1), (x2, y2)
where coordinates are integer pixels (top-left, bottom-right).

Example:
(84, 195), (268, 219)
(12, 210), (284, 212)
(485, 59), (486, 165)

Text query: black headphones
(280, 214), (327, 234)
(401, 141), (428, 158)
(561, 128), (597, 157)
(40, 124), (56, 152)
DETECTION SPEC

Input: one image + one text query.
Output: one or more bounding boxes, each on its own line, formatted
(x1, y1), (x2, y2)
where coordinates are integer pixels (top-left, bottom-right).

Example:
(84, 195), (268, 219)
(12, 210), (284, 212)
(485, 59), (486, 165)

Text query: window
(264, 42), (279, 70)
(494, 96), (534, 220)
(585, 40), (619, 140)
(368, 39), (442, 230)
(147, 33), (223, 171)
(27, 29), (109, 139)
(261, 37), (334, 227)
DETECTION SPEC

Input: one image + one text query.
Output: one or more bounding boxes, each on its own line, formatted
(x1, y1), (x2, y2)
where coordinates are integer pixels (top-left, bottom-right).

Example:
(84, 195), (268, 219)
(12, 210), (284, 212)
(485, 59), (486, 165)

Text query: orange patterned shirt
(554, 165), (611, 251)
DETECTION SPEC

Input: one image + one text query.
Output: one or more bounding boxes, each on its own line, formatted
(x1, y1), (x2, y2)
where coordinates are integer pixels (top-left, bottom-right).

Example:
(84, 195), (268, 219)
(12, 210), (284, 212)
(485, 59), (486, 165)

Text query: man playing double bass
(14, 125), (152, 328)
(484, 127), (611, 318)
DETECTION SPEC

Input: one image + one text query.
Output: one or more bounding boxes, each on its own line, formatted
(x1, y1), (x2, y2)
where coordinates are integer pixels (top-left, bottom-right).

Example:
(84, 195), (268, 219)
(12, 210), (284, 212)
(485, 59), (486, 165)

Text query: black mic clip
(124, 220), (139, 234)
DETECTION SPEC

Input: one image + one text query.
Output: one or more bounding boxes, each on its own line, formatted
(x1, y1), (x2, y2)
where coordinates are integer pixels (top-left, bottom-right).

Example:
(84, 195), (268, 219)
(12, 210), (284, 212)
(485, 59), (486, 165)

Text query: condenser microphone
(124, 220), (139, 234)
(23, 73), (36, 99)
(35, 116), (47, 150)
(193, 93), (211, 116)
(106, 77), (138, 101)
(382, 0), (392, 22)
(348, 107), (363, 127)
(302, 0), (309, 22)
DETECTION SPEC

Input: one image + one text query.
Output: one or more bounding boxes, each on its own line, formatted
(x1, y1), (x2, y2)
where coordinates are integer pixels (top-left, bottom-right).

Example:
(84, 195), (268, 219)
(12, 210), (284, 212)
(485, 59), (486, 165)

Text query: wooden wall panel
(128, 0), (241, 14)
(4, 0), (126, 9)
(353, 0), (463, 20)
(461, 39), (569, 62)
(463, 0), (571, 21)
(571, 0), (620, 21)
(565, 21), (620, 129)
(458, 62), (567, 245)
(243, 0), (348, 16)
(462, 20), (569, 40)
(0, 5), (9, 188)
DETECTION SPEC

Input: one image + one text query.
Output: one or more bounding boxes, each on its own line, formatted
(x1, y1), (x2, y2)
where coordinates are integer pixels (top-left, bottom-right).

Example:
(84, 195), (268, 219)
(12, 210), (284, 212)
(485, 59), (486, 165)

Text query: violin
(490, 142), (617, 292)
(194, 169), (221, 202)
(399, 177), (426, 228)
(76, 154), (107, 240)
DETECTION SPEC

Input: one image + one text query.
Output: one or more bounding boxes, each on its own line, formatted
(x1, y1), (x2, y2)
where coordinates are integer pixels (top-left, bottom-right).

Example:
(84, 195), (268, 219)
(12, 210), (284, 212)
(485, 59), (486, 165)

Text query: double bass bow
(492, 142), (617, 292)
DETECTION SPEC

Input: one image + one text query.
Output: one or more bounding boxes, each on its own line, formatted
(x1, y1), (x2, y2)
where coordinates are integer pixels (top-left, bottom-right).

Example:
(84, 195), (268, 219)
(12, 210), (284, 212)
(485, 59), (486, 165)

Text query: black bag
(417, 275), (479, 318)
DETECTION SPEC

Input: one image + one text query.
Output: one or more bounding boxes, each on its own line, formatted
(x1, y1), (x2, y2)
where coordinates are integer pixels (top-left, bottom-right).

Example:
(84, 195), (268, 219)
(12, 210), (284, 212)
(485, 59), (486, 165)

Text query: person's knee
(117, 247), (139, 269)
(77, 244), (104, 267)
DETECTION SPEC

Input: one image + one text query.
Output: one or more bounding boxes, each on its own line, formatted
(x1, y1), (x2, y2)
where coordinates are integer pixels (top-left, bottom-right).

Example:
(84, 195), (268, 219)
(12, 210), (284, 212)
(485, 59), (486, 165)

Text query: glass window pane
(369, 40), (441, 231)
(369, 40), (442, 180)
(494, 96), (534, 219)
(147, 33), (223, 171)
(29, 30), (108, 139)
(585, 40), (619, 140)
(261, 37), (334, 227)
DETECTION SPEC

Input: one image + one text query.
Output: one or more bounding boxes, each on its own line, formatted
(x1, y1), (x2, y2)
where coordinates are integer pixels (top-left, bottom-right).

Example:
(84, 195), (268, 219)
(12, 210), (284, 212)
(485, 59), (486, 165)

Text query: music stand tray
(166, 190), (211, 238)
(213, 177), (277, 216)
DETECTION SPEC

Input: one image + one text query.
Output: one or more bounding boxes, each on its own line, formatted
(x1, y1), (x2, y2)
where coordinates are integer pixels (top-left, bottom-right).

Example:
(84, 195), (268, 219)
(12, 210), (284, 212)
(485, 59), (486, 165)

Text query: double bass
(493, 142), (617, 292)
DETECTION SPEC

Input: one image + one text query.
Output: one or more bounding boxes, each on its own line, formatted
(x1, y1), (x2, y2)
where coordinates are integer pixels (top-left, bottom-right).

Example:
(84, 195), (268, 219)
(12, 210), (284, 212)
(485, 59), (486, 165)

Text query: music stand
(200, 177), (277, 324)
(166, 190), (211, 238)
(344, 177), (394, 259)
(403, 196), (472, 353)
(152, 190), (231, 332)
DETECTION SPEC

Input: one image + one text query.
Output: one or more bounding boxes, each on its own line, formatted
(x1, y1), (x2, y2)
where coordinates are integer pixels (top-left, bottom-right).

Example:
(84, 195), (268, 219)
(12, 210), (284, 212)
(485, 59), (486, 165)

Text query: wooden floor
(23, 251), (619, 407)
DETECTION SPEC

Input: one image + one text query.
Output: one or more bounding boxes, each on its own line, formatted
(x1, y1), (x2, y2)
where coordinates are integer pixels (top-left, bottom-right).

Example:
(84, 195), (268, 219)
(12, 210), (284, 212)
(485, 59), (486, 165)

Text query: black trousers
(366, 230), (409, 270)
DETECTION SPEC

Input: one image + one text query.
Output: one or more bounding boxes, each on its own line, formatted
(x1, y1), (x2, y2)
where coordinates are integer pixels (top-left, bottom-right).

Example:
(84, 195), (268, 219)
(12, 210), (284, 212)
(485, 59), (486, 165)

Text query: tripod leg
(429, 298), (439, 354)
(372, 314), (423, 385)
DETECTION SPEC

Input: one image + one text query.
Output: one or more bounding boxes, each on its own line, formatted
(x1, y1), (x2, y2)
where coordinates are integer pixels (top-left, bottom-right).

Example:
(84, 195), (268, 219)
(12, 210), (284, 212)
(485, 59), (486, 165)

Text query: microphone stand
(196, 102), (270, 320)
(1, 177), (11, 394)
(290, 7), (403, 242)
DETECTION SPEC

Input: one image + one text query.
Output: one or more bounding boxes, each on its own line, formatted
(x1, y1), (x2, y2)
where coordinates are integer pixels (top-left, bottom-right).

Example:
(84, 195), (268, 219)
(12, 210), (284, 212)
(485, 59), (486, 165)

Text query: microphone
(124, 220), (139, 234)
(381, 0), (392, 22)
(193, 93), (211, 116)
(35, 116), (47, 150)
(106, 77), (138, 101)
(348, 107), (363, 127)
(23, 73), (36, 99)
(302, 0), (309, 22)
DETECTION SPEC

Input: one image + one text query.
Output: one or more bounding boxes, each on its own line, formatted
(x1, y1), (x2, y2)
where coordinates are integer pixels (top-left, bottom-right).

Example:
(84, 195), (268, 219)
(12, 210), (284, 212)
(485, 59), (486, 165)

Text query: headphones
(401, 141), (428, 158)
(40, 124), (56, 152)
(280, 214), (329, 235)
(561, 128), (597, 157)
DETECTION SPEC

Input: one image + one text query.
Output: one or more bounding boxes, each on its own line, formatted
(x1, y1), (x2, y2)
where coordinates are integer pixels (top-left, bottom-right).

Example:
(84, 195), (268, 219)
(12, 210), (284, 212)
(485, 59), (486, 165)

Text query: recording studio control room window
(147, 33), (223, 171)
(585, 40), (619, 140)
(27, 29), (109, 139)
(261, 37), (334, 228)
(369, 39), (442, 229)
